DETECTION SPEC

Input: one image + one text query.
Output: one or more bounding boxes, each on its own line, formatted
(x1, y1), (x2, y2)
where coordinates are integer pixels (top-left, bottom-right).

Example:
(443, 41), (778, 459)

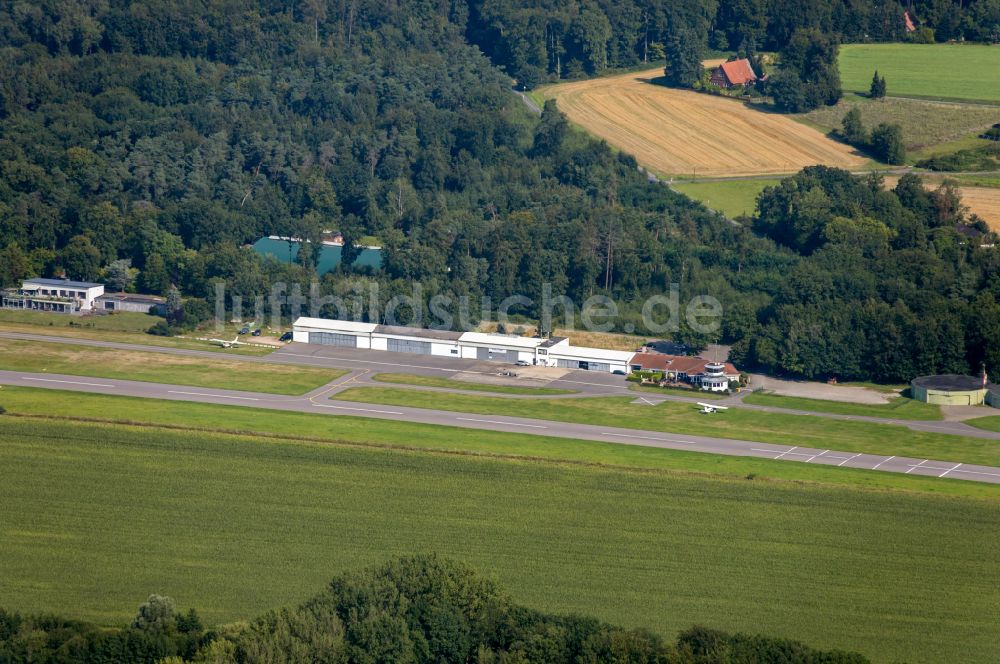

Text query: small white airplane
(209, 335), (243, 349)
(697, 402), (728, 414)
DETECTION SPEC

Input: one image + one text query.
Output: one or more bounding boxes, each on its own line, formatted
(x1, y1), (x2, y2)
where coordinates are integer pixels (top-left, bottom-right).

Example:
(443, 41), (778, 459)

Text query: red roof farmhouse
(709, 59), (758, 88)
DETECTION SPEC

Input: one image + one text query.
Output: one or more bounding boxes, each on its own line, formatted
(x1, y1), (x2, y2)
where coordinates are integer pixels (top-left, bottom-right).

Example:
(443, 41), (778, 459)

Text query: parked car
(612, 369), (627, 375)
(239, 326), (250, 335)
(515, 360), (531, 366)
(279, 331), (293, 342)
(251, 328), (262, 337)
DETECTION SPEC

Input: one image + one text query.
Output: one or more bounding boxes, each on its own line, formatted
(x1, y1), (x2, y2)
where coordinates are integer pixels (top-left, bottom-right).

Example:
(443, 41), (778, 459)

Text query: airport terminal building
(292, 317), (636, 373)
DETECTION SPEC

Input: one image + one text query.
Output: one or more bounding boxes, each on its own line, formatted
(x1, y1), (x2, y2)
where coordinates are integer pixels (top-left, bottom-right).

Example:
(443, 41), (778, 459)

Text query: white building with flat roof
(2, 278), (104, 313)
(291, 317), (635, 372)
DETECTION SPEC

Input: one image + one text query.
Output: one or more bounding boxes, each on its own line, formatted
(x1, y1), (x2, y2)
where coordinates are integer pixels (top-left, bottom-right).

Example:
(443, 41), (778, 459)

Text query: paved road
(4, 331), (999, 439)
(2, 369), (999, 485)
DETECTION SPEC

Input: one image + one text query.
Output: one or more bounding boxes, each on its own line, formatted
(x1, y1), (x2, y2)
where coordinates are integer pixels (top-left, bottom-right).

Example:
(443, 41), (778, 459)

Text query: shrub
(870, 123), (906, 164)
(147, 321), (173, 336)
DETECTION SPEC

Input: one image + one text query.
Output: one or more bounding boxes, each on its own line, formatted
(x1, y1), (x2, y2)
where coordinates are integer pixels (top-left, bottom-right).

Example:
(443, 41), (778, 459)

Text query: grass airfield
(1, 413), (998, 663)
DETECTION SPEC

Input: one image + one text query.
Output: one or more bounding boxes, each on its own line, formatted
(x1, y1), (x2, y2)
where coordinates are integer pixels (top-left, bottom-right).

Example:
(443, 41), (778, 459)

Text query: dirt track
(540, 67), (867, 178)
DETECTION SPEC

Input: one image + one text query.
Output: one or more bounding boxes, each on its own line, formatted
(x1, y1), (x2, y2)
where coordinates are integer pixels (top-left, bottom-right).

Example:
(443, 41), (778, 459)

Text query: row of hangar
(292, 317), (635, 373)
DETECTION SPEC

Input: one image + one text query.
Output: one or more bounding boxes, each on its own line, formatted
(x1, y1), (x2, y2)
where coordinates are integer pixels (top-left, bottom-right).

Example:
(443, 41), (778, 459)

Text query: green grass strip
(743, 392), (942, 421)
(0, 338), (343, 395)
(370, 372), (576, 395)
(334, 387), (1000, 467)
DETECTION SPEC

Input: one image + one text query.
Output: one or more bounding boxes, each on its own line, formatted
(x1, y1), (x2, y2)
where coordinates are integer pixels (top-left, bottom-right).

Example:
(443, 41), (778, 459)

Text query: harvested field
(539, 68), (866, 177)
(883, 174), (1000, 231)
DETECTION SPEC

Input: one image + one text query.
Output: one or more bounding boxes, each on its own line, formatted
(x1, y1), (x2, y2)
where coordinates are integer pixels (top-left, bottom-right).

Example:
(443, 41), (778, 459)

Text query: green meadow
(671, 179), (780, 219)
(0, 386), (987, 497)
(743, 391), (942, 420)
(1, 416), (998, 664)
(370, 372), (576, 395)
(0, 338), (343, 395)
(0, 310), (273, 355)
(839, 43), (1000, 103)
(335, 387), (1000, 467)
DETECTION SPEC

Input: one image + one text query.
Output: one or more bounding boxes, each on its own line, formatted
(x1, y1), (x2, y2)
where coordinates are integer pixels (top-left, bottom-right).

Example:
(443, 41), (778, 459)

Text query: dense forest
(0, 0), (997, 382)
(0, 556), (872, 663)
(470, 0), (1000, 86)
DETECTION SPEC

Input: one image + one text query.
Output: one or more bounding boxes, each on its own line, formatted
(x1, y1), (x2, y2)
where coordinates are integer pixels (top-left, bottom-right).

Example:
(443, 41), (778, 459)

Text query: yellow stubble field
(539, 68), (867, 178)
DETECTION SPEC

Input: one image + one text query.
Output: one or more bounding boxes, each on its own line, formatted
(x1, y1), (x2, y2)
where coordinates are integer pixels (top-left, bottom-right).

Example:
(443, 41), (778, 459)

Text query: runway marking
(804, 449), (829, 463)
(871, 455), (895, 470)
(601, 432), (695, 444)
(312, 404), (404, 414)
(774, 446), (799, 459)
(905, 459), (929, 474)
(949, 467), (1000, 478)
(168, 390), (259, 401)
(456, 417), (547, 429)
(836, 453), (863, 467)
(939, 463), (962, 478)
(20, 377), (115, 388)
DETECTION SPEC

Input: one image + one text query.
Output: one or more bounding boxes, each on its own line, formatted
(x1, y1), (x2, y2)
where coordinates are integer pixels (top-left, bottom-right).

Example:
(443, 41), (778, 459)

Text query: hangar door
(309, 332), (358, 347)
(387, 338), (432, 355)
(557, 359), (610, 372)
(478, 346), (514, 361)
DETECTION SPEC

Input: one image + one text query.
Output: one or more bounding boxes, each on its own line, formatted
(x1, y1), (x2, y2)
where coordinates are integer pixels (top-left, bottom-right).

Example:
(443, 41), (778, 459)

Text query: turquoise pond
(252, 237), (382, 275)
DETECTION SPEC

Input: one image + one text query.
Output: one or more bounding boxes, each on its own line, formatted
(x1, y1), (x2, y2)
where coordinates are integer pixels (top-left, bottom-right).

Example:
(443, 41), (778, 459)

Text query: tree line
(738, 166), (1000, 383)
(0, 555), (873, 663)
(469, 0), (1000, 88)
(0, 1), (996, 381)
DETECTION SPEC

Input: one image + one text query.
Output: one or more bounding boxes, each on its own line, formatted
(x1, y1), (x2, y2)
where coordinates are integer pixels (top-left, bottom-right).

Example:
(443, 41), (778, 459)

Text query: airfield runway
(2, 368), (999, 485)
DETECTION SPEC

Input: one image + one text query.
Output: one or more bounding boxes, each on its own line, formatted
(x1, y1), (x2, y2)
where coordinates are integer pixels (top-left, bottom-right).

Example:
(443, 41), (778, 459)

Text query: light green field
(743, 392), (942, 420)
(839, 44), (1000, 103)
(335, 387), (1000, 466)
(1, 416), (998, 663)
(0, 310), (274, 355)
(0, 386), (988, 497)
(0, 338), (343, 395)
(370, 372), (576, 395)
(672, 179), (780, 218)
(968, 415), (1000, 433)
(802, 95), (1000, 152)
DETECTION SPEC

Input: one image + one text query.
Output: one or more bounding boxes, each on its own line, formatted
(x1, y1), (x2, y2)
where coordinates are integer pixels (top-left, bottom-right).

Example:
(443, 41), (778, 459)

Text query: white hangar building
(292, 317), (635, 373)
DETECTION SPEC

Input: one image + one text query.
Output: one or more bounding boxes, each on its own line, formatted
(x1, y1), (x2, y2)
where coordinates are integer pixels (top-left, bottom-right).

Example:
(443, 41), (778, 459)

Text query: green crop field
(0, 416), (997, 663)
(335, 387), (1000, 466)
(672, 179), (780, 219)
(0, 338), (344, 395)
(743, 392), (942, 420)
(0, 386), (986, 497)
(839, 44), (1000, 103)
(370, 372), (576, 395)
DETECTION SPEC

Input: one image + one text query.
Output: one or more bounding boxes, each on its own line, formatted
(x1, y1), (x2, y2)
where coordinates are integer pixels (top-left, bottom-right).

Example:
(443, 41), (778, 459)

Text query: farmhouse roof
(718, 59), (757, 86)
